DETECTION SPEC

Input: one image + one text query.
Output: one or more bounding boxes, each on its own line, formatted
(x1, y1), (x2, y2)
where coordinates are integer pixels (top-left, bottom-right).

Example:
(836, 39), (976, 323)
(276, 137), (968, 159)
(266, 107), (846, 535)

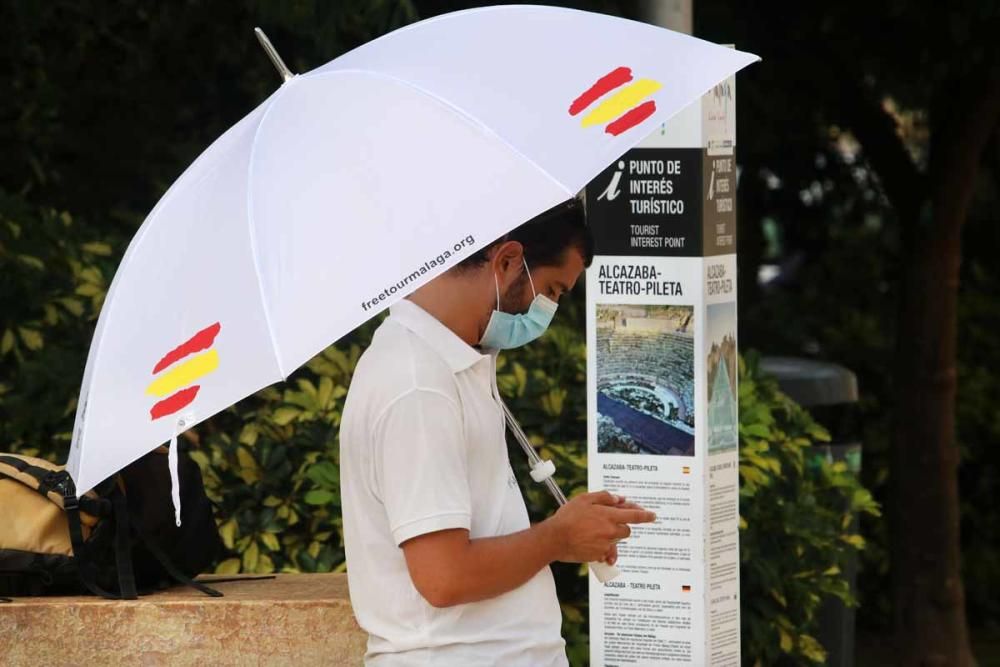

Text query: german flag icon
(569, 66), (663, 136)
(147, 322), (221, 420)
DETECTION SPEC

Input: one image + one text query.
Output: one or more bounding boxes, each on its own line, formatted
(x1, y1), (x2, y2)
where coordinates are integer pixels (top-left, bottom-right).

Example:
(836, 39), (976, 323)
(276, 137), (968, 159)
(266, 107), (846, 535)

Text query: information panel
(585, 73), (740, 667)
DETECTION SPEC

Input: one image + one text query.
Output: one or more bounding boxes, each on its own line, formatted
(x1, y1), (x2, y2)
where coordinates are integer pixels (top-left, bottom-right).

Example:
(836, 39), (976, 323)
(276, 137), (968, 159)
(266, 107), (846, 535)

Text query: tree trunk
(889, 72), (999, 666)
(890, 193), (974, 667)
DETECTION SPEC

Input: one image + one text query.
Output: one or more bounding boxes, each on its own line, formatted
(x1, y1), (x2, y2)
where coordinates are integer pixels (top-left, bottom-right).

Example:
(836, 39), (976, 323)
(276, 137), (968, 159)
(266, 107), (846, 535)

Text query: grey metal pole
(640, 0), (692, 34)
(254, 27), (295, 82)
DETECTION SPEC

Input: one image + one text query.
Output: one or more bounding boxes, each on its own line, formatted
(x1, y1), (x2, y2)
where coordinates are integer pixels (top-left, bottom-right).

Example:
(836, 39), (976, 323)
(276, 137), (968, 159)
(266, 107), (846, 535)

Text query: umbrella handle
(590, 560), (620, 583)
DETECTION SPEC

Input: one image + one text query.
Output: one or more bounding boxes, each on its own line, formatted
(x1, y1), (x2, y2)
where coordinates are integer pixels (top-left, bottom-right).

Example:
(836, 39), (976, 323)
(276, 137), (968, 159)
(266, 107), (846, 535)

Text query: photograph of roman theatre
(595, 304), (695, 457)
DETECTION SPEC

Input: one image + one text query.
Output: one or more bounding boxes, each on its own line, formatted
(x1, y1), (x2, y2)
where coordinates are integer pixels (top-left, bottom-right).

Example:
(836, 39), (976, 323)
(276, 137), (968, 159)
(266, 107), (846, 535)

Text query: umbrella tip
(254, 27), (295, 83)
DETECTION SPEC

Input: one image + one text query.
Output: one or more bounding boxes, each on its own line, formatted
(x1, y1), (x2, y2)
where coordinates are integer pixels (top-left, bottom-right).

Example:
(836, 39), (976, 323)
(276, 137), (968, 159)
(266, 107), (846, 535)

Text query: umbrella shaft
(543, 477), (568, 506)
(500, 400), (568, 507)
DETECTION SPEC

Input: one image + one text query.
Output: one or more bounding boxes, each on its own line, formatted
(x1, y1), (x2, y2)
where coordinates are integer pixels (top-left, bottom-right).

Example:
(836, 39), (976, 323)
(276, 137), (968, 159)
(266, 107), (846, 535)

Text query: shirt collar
(389, 298), (490, 374)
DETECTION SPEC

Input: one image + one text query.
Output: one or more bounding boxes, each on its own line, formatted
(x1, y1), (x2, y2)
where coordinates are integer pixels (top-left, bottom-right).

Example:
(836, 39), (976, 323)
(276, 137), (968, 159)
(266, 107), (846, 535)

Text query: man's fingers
(587, 490), (622, 506)
(614, 524), (632, 540)
(605, 507), (657, 524)
(615, 500), (644, 511)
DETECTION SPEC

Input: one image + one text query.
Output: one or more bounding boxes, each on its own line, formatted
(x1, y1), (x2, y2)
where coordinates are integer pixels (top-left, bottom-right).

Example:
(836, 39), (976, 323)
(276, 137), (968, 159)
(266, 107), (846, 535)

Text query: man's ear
(490, 241), (525, 286)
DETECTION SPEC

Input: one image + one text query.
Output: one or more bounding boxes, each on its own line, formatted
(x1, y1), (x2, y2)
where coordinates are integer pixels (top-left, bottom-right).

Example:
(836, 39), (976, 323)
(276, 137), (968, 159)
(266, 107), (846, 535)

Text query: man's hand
(544, 490), (656, 564)
(399, 490), (654, 608)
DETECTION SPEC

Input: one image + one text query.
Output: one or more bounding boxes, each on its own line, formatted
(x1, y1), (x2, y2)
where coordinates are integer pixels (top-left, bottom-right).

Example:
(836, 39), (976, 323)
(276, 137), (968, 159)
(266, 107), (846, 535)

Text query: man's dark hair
(457, 196), (594, 272)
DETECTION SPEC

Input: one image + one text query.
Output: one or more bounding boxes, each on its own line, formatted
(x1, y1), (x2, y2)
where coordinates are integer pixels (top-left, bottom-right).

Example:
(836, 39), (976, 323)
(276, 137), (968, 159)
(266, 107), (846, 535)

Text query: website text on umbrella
(360, 234), (476, 311)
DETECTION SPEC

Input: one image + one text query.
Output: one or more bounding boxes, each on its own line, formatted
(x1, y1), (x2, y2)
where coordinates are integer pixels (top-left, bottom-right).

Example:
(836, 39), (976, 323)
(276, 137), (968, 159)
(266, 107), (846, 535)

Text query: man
(340, 197), (656, 665)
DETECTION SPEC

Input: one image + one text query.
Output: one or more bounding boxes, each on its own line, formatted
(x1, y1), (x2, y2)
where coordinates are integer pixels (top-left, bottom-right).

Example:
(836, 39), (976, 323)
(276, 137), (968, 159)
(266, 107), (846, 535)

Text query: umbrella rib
(246, 88), (295, 381)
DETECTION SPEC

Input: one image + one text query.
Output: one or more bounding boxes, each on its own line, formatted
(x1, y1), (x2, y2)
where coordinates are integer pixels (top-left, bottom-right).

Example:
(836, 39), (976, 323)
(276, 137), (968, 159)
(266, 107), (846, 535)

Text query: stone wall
(0, 573), (367, 666)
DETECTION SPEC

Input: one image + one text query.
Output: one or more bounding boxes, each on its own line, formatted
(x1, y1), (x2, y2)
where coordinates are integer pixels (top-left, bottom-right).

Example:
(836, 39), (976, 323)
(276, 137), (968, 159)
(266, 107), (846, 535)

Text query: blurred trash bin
(759, 356), (862, 667)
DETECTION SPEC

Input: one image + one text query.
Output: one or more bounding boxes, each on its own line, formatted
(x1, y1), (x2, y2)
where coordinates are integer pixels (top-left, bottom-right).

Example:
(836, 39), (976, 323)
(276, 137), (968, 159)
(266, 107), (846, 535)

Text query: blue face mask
(479, 258), (558, 350)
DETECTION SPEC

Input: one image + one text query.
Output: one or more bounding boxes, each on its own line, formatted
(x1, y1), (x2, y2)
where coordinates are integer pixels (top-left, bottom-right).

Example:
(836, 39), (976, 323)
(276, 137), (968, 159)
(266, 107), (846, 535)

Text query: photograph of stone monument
(706, 302), (738, 454)
(595, 304), (695, 456)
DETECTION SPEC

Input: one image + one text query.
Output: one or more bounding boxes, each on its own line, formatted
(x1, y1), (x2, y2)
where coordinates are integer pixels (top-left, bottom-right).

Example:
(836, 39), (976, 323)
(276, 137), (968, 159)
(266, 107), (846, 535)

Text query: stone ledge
(0, 573), (367, 666)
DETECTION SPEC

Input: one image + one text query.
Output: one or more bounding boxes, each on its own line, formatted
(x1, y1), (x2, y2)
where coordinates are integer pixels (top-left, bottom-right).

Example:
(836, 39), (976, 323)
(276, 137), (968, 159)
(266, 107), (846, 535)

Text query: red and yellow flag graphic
(147, 322), (221, 420)
(569, 66), (662, 136)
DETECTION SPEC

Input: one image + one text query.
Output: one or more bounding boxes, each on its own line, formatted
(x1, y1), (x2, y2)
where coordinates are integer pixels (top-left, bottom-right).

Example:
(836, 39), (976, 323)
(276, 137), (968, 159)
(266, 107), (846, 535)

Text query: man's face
(498, 246), (586, 314)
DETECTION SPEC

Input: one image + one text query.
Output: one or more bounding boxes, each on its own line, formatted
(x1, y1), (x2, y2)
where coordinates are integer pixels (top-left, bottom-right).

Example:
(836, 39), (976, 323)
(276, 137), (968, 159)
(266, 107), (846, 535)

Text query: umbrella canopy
(66, 4), (758, 497)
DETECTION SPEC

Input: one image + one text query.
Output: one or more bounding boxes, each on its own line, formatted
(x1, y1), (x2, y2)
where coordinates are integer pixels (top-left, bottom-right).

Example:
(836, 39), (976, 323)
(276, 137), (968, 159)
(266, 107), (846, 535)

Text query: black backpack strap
(64, 492), (123, 599)
(130, 519), (223, 598)
(199, 575), (276, 584)
(0, 453), (50, 476)
(0, 456), (110, 517)
(111, 490), (137, 599)
(60, 472), (137, 601)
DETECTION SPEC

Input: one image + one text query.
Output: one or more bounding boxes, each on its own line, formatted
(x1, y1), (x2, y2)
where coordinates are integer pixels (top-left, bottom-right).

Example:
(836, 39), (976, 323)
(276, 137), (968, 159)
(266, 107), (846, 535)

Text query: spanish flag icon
(146, 322), (221, 420)
(569, 66), (663, 136)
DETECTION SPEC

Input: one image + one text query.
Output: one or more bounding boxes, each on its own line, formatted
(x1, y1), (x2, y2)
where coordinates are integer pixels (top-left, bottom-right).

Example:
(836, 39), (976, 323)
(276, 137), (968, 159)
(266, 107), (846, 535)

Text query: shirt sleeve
(372, 388), (471, 546)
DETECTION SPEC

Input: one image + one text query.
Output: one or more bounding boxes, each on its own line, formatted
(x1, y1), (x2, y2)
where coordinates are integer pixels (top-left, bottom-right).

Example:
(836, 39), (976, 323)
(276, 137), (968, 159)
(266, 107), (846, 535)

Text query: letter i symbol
(599, 161), (625, 202)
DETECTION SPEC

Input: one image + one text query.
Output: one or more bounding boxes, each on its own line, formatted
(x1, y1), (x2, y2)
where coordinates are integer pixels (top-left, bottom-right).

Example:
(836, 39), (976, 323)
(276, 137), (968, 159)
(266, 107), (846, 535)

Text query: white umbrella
(66, 6), (757, 542)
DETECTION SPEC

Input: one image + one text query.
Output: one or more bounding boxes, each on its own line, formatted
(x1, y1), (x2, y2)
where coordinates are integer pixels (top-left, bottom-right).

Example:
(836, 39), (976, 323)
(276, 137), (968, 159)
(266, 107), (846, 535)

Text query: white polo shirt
(339, 298), (567, 666)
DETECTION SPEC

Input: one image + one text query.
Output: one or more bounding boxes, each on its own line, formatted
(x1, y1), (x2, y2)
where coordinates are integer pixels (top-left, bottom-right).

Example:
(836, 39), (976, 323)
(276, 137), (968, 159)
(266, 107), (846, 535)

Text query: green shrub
(0, 190), (119, 457)
(191, 335), (375, 576)
(738, 349), (880, 665)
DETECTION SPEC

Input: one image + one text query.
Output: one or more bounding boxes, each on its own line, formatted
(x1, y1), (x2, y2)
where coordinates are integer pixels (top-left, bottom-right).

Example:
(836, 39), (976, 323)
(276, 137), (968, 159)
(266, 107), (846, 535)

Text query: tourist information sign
(585, 69), (741, 666)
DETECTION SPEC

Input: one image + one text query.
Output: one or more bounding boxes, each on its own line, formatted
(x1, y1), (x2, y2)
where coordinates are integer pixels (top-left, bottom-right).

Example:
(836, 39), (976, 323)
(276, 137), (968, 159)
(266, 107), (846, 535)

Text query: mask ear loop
(493, 270), (501, 309)
(522, 257), (538, 298)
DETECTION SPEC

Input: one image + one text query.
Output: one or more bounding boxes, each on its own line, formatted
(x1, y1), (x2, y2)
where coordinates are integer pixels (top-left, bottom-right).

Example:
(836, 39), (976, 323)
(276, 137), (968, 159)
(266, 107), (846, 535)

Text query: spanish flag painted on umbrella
(147, 322), (222, 421)
(569, 66), (663, 136)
